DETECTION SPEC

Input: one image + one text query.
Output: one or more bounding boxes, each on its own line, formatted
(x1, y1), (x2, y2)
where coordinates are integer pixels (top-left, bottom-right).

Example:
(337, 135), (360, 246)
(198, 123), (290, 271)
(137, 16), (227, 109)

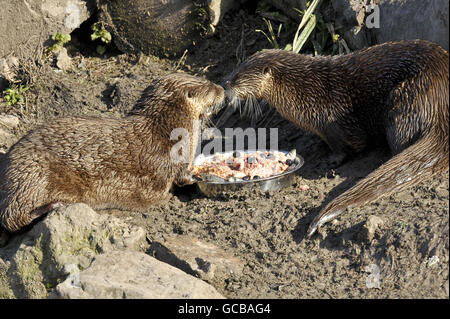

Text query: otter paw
(307, 207), (344, 238)
(175, 175), (197, 186)
(30, 202), (65, 219)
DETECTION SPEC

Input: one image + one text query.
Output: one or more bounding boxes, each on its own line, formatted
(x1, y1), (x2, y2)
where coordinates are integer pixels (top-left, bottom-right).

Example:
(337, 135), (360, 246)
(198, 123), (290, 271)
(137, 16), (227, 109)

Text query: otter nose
(222, 80), (231, 89)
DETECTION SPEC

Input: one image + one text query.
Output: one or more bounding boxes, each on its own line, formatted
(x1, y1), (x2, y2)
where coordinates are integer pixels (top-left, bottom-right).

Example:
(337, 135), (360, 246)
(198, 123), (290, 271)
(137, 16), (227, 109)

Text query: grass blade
(293, 14), (317, 53)
(292, 0), (322, 50)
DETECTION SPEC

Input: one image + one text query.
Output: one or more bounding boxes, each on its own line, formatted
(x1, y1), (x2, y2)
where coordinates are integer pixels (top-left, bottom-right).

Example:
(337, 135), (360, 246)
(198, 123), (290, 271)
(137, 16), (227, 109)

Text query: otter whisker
(202, 116), (218, 130)
(256, 101), (274, 127)
(240, 96), (264, 125)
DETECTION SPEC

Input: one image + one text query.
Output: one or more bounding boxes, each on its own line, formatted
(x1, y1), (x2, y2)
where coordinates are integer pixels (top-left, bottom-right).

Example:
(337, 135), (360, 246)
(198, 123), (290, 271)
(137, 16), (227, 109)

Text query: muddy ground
(1, 7), (448, 299)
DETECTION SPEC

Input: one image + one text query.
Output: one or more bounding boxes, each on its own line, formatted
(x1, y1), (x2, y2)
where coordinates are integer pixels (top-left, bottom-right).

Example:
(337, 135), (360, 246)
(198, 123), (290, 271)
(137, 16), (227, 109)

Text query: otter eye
(187, 90), (195, 99)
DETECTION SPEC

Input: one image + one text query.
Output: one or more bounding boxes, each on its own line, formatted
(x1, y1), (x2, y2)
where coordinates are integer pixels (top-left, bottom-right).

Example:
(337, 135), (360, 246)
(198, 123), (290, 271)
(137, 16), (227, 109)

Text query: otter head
(172, 73), (226, 120)
(224, 50), (288, 102)
(131, 73), (225, 125)
(223, 50), (313, 120)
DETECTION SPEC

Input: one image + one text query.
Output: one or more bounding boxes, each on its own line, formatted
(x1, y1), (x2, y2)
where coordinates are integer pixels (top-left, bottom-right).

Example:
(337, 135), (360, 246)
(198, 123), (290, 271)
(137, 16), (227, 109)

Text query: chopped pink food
(193, 150), (295, 181)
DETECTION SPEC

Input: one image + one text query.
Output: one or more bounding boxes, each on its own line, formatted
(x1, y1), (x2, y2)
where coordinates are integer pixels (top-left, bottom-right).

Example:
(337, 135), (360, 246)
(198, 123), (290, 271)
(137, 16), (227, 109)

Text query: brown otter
(0, 73), (224, 234)
(224, 39), (449, 237)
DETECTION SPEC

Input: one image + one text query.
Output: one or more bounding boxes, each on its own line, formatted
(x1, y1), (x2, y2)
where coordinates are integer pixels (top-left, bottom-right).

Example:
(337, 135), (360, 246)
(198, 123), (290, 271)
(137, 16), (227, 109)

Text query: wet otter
(225, 39), (449, 237)
(0, 73), (225, 234)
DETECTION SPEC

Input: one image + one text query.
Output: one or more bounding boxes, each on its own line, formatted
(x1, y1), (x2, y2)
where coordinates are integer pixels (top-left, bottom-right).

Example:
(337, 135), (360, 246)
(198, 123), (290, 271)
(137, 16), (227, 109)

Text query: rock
(326, 0), (449, 51)
(55, 250), (225, 299)
(331, 0), (367, 28)
(0, 115), (20, 153)
(208, 0), (241, 28)
(0, 56), (20, 91)
(371, 0), (449, 50)
(327, 0), (370, 50)
(97, 0), (241, 57)
(0, 203), (146, 298)
(0, 0), (96, 59)
(0, 115), (20, 130)
(0, 128), (17, 154)
(55, 47), (72, 72)
(342, 24), (370, 51)
(149, 235), (244, 283)
(364, 215), (384, 241)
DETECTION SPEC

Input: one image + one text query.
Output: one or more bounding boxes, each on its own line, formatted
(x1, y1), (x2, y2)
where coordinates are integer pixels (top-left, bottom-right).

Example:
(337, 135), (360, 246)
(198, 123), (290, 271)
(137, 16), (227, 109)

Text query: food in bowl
(192, 150), (296, 182)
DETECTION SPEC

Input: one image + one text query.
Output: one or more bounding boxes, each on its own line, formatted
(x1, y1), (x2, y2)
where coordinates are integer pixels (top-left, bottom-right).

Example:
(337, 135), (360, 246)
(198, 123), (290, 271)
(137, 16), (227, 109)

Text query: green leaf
(292, 0), (321, 52)
(293, 14), (317, 53)
(332, 33), (340, 42)
(101, 31), (112, 44)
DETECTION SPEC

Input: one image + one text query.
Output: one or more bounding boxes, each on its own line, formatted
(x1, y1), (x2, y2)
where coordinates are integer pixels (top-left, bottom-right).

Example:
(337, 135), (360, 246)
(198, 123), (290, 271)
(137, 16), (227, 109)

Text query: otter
(224, 39), (449, 237)
(0, 73), (225, 234)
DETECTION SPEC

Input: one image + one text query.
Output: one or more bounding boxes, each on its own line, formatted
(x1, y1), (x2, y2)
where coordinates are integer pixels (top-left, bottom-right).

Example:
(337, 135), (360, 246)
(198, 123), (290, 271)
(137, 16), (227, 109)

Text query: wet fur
(0, 73), (225, 232)
(225, 40), (449, 236)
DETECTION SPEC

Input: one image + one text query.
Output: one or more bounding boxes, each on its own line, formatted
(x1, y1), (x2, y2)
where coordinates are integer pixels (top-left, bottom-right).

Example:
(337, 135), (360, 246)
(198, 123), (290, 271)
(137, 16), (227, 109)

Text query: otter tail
(306, 130), (449, 237)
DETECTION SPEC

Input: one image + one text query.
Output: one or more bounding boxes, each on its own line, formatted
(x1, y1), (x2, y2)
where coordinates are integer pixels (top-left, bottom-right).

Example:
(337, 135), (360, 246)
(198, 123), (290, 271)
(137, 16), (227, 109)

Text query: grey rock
(329, 0), (370, 50)
(0, 203), (146, 298)
(331, 0), (367, 29)
(0, 57), (20, 90)
(343, 25), (369, 50)
(150, 235), (244, 283)
(98, 0), (241, 58)
(0, 115), (20, 130)
(0, 128), (17, 154)
(0, 0), (96, 58)
(370, 0), (449, 50)
(208, 0), (241, 27)
(55, 250), (225, 299)
(0, 115), (20, 154)
(329, 0), (448, 50)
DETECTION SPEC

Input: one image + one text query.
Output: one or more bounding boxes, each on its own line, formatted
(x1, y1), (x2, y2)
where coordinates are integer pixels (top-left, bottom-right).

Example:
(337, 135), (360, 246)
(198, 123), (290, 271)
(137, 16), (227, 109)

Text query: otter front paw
(175, 173), (197, 186)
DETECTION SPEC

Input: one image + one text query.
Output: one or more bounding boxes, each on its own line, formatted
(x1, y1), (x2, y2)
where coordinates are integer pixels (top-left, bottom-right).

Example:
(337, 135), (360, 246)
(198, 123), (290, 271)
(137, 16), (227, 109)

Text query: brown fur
(225, 40), (449, 237)
(0, 73), (224, 233)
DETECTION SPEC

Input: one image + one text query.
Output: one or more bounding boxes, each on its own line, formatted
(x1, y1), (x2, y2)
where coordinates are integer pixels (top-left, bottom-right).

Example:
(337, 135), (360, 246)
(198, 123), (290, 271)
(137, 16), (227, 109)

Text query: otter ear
(262, 66), (271, 75)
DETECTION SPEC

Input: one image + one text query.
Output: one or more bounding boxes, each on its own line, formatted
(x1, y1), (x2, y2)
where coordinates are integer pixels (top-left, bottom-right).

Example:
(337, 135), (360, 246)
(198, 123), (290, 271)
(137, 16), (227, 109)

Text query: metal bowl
(193, 150), (304, 197)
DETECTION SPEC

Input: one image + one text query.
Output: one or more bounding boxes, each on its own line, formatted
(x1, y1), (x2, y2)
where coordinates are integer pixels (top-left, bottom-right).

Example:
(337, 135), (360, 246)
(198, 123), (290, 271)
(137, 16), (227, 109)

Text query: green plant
(255, 18), (283, 49)
(91, 22), (112, 55)
(291, 0), (321, 53)
(48, 32), (71, 53)
(91, 23), (112, 44)
(256, 0), (344, 56)
(4, 84), (28, 106)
